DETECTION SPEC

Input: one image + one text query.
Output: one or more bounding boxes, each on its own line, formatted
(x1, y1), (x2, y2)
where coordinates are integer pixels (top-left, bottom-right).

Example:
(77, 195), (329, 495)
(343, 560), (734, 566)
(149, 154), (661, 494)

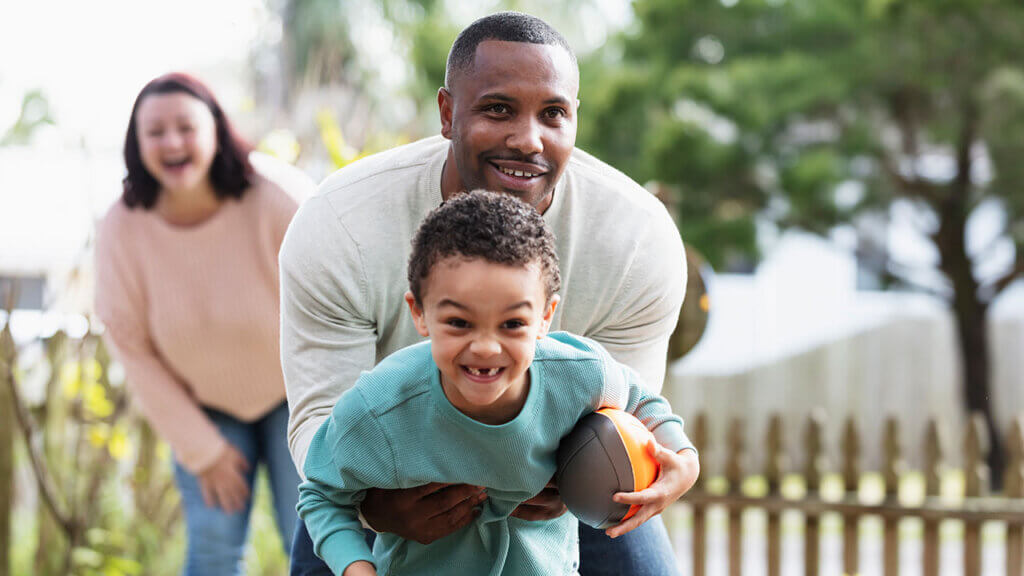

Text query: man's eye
(544, 107), (566, 120)
(487, 104), (510, 115)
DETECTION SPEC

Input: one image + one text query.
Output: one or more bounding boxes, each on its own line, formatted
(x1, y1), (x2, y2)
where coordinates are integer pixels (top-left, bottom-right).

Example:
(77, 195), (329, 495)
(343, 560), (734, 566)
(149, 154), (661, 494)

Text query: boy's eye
(502, 319), (526, 330)
(446, 318), (469, 329)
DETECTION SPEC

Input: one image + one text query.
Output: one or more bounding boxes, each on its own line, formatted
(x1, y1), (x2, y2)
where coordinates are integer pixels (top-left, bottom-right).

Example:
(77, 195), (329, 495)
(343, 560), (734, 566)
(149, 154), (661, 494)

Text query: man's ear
(438, 87), (454, 140)
(538, 294), (560, 338)
(405, 291), (430, 337)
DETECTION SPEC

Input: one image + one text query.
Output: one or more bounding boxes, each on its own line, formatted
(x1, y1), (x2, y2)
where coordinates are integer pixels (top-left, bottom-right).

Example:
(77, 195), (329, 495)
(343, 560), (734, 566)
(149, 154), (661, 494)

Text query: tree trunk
(952, 291), (1004, 490)
(935, 179), (1005, 490)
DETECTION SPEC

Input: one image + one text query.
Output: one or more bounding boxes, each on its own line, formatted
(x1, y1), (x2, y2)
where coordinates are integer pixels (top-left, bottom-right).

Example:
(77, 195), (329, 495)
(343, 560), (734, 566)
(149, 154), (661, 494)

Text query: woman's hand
(605, 441), (700, 539)
(197, 443), (251, 513)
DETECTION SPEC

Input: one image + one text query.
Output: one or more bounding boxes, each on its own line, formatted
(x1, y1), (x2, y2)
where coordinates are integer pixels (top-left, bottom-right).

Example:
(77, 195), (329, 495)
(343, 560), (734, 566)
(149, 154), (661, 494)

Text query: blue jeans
(290, 519), (376, 576)
(289, 513), (680, 575)
(173, 402), (301, 576)
(577, 516), (681, 576)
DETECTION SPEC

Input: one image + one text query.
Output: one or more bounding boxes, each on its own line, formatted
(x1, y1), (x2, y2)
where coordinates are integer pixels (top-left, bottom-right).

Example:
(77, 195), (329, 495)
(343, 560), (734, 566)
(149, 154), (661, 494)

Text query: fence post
(842, 417), (861, 576)
(1006, 416), (1023, 576)
(883, 418), (903, 576)
(964, 413), (989, 576)
(766, 414), (785, 576)
(692, 412), (707, 576)
(804, 411), (825, 576)
(727, 417), (744, 576)
(0, 324), (14, 576)
(923, 419), (944, 576)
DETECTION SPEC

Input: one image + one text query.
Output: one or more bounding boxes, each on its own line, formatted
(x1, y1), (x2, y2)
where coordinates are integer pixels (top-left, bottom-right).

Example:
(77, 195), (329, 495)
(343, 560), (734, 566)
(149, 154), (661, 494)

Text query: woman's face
(135, 92), (218, 195)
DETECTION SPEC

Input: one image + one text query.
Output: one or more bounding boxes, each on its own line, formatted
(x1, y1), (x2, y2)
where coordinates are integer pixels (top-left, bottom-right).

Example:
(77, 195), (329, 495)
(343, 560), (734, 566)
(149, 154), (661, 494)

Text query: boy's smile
(406, 257), (559, 425)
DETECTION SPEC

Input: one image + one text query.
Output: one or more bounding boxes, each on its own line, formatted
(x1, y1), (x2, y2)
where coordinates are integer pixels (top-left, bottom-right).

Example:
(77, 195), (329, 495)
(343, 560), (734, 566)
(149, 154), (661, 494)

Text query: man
(282, 11), (699, 575)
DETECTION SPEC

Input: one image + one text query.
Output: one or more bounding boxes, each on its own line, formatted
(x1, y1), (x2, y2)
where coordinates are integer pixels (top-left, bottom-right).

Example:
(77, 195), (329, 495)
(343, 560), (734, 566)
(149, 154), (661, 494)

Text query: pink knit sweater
(95, 168), (305, 473)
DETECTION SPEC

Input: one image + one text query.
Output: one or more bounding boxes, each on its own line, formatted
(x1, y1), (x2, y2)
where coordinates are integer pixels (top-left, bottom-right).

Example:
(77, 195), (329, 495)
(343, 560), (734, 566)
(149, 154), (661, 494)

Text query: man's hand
(197, 443), (251, 514)
(605, 442), (699, 539)
(511, 476), (568, 521)
(361, 483), (488, 545)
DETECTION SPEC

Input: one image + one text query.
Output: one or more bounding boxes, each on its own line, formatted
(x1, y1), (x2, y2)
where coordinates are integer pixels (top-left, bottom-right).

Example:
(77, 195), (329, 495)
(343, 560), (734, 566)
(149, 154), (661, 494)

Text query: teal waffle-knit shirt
(298, 332), (693, 576)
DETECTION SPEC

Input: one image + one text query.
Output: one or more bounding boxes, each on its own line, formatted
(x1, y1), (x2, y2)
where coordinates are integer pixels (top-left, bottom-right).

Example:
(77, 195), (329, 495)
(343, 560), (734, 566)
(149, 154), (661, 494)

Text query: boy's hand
(605, 441), (699, 539)
(343, 560), (377, 576)
(361, 483), (487, 544)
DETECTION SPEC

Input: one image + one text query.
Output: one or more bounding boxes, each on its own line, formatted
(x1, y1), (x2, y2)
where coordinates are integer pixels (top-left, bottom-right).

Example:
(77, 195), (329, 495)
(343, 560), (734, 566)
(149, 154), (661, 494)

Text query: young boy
(297, 191), (698, 576)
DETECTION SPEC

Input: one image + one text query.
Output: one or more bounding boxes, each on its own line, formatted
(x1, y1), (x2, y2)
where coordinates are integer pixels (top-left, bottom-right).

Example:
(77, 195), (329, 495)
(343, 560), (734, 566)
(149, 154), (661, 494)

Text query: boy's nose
(469, 336), (501, 357)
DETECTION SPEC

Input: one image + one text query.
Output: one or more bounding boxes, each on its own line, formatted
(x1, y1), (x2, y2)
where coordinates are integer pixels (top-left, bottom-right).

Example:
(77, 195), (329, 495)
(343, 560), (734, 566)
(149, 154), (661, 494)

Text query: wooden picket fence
(682, 411), (1024, 576)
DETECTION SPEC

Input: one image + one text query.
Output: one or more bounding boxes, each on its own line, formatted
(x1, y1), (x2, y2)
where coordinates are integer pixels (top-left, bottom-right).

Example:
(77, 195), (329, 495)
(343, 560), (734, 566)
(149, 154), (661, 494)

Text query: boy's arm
(298, 390), (397, 575)
(612, 361), (695, 455)
(602, 356), (700, 538)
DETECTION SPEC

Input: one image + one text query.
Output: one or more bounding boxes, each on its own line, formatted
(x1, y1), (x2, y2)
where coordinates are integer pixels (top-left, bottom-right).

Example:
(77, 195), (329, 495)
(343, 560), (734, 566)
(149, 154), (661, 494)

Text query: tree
(577, 0), (1024, 485)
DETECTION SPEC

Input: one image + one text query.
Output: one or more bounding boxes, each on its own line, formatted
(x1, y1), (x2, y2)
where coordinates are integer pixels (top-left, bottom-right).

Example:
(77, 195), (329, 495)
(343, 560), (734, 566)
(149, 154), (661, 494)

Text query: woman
(94, 72), (312, 574)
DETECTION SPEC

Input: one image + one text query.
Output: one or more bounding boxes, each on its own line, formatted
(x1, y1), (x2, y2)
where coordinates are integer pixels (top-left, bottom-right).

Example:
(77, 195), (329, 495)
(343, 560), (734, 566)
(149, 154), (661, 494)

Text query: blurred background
(2, 0), (1024, 574)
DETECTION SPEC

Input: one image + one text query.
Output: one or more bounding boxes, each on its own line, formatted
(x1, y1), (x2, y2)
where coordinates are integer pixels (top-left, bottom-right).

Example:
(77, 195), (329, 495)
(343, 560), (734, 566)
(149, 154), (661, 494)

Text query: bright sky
(0, 0), (270, 150)
(1, 0), (273, 275)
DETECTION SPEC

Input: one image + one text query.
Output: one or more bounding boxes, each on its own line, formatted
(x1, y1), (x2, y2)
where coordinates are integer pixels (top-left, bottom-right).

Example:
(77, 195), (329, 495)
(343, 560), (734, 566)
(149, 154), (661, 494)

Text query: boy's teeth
(466, 367), (500, 376)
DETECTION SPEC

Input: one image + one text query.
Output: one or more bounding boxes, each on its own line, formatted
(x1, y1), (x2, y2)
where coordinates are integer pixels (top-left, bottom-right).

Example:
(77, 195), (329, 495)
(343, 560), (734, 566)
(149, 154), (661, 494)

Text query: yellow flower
(83, 382), (114, 418)
(108, 426), (131, 460)
(88, 424), (109, 448)
(61, 361), (82, 398)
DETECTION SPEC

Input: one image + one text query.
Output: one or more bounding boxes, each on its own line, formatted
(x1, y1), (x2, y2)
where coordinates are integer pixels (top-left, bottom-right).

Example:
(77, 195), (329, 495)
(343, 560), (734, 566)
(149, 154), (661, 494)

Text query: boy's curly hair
(408, 190), (561, 306)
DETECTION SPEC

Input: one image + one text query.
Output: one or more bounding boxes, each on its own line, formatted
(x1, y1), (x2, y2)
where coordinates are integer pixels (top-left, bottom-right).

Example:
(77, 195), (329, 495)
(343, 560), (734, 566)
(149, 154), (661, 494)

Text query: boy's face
(405, 257), (559, 425)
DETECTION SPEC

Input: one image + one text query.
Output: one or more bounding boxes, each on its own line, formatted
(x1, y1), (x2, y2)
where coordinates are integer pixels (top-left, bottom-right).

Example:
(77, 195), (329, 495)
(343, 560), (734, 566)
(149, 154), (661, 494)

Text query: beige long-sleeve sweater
(280, 136), (687, 473)
(95, 157), (313, 473)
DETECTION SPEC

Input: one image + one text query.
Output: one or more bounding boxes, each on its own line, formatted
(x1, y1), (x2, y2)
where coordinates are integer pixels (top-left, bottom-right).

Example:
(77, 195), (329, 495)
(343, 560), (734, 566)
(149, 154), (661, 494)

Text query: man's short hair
(445, 11), (577, 89)
(408, 190), (561, 306)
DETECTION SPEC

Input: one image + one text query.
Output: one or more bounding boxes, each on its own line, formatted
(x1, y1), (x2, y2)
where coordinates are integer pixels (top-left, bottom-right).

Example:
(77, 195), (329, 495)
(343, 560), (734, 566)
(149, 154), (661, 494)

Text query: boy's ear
(405, 291), (430, 337)
(538, 294), (560, 339)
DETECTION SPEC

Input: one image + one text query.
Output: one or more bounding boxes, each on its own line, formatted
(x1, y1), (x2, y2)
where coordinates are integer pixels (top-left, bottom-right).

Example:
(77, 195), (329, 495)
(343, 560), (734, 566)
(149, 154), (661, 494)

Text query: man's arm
(588, 206), (686, 392)
(280, 193), (486, 543)
(280, 195), (378, 473)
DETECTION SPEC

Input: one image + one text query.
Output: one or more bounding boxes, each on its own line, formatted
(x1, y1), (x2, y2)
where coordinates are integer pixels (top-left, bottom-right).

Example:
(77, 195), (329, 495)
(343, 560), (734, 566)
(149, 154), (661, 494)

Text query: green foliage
(1, 91), (54, 146)
(577, 0), (1024, 272)
(284, 0), (358, 88)
(4, 329), (287, 575)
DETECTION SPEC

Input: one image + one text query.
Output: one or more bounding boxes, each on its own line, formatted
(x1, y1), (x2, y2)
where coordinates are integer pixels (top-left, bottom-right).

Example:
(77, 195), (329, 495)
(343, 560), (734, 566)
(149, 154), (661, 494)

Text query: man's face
(439, 40), (579, 211)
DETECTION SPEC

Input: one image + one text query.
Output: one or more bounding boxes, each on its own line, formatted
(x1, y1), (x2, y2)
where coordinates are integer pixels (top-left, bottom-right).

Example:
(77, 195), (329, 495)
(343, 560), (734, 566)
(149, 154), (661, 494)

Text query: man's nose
(506, 116), (543, 157)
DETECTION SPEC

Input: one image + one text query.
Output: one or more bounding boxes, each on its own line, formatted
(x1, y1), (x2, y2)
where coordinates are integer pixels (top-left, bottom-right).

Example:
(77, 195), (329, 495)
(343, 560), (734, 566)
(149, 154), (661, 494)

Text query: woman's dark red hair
(122, 73), (253, 209)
